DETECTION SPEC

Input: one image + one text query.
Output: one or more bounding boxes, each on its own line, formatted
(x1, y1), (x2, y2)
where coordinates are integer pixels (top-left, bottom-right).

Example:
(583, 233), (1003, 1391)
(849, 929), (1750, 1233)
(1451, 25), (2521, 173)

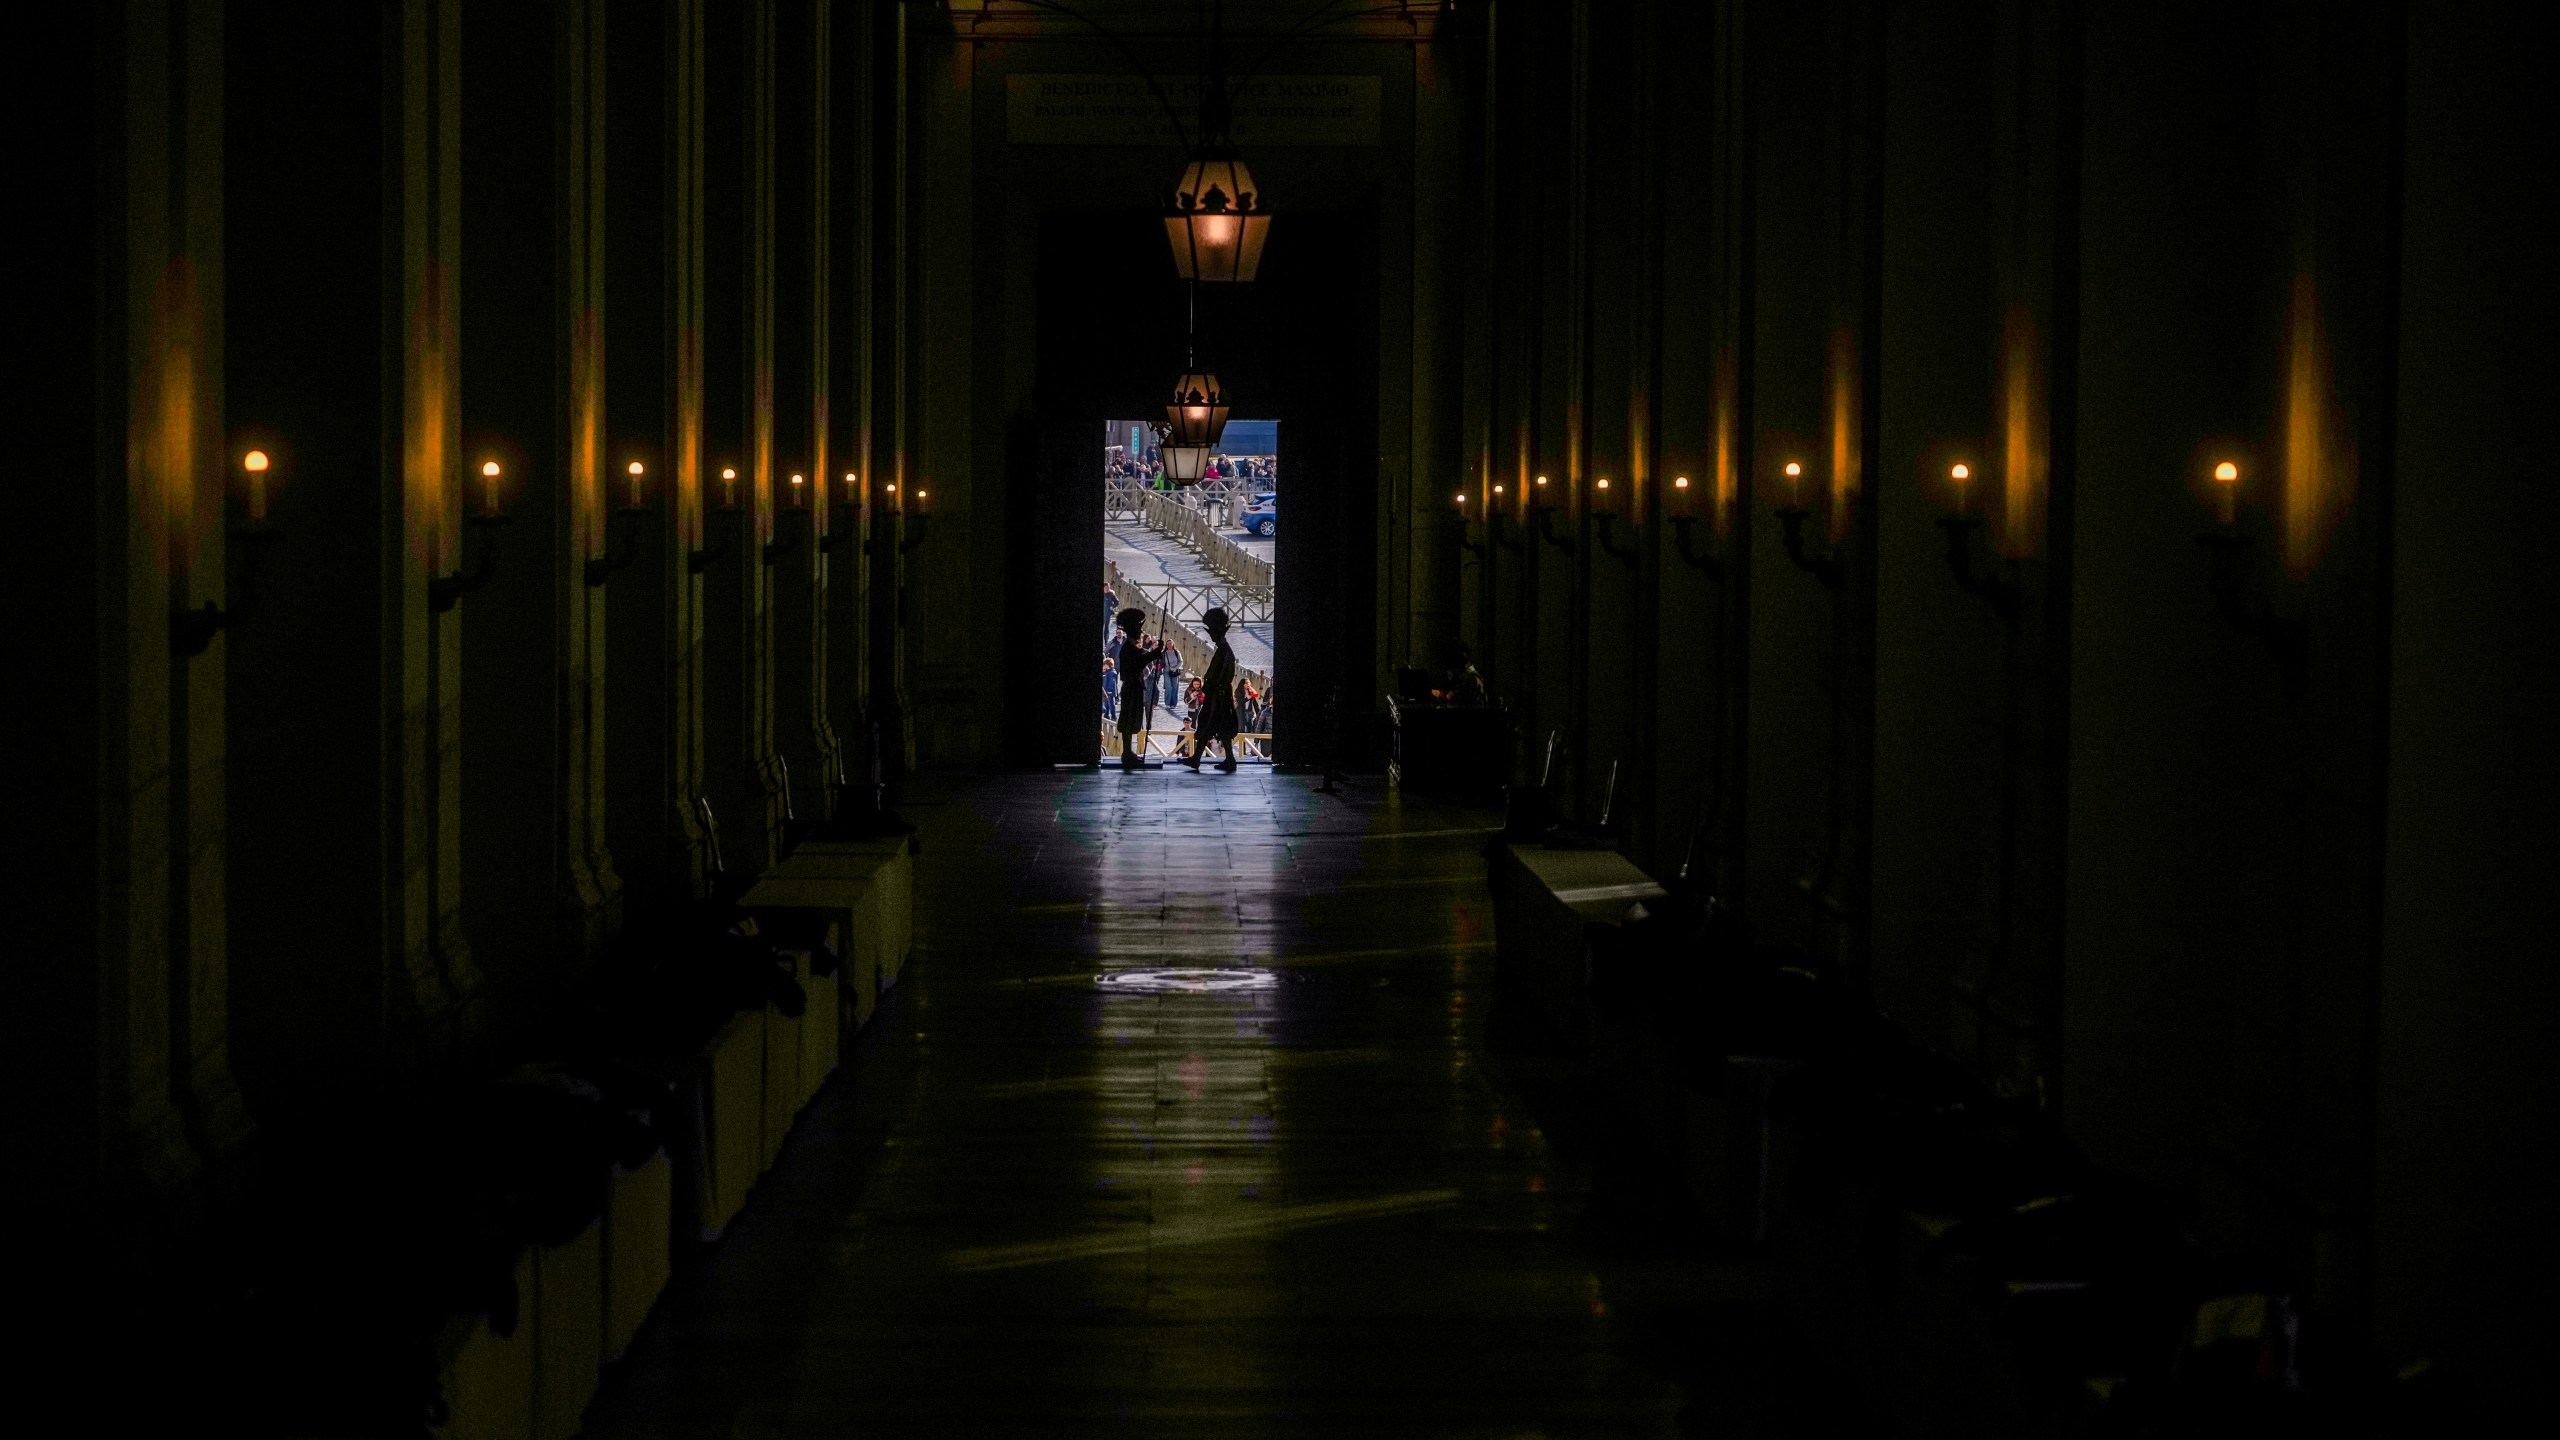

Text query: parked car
(1240, 495), (1276, 537)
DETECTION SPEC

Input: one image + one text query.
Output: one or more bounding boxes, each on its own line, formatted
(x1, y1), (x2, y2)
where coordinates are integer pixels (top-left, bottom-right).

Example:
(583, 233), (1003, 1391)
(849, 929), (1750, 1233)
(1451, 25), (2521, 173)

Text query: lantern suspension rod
(1227, 2), (1432, 102)
(997, 1), (1193, 150)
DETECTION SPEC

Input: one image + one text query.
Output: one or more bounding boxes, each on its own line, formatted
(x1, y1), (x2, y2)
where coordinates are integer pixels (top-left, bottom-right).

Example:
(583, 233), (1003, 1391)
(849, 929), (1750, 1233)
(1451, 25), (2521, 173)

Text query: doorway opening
(1100, 419), (1278, 763)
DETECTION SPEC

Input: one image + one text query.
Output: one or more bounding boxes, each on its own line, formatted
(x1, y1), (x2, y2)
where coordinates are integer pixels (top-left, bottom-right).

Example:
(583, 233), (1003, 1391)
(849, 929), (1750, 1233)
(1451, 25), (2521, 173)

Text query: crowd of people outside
(1105, 451), (1275, 486)
(1100, 583), (1270, 762)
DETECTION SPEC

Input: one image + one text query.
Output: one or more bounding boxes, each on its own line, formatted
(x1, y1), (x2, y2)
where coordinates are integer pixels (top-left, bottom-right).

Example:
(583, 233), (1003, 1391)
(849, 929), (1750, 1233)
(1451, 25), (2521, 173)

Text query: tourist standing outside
(1101, 656), (1119, 722)
(1113, 610), (1150, 769)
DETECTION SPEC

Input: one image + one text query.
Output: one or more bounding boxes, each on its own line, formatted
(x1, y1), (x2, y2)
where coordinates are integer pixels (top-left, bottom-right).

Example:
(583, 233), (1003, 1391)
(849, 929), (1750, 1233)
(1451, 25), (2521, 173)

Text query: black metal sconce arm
(1669, 515), (1724, 580)
(1532, 505), (1577, 556)
(763, 506), (815, 565)
(1591, 513), (1638, 564)
(429, 514), (510, 612)
(1935, 515), (2019, 617)
(171, 525), (287, 656)
(819, 503), (862, 553)
(584, 505), (648, 587)
(688, 506), (740, 574)
(2197, 531), (2305, 659)
(1774, 507), (1845, 591)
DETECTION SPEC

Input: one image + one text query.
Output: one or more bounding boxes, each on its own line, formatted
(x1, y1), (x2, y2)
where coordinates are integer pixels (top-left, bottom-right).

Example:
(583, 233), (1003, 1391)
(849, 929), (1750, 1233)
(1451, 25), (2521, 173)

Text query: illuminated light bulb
(1783, 461), (1802, 477)
(1596, 478), (1611, 490)
(628, 460), (645, 476)
(482, 461), (502, 478)
(1674, 475), (1690, 489)
(243, 450), (273, 521)
(2214, 461), (2239, 482)
(720, 467), (737, 481)
(1950, 463), (1970, 481)
(1493, 484), (1505, 495)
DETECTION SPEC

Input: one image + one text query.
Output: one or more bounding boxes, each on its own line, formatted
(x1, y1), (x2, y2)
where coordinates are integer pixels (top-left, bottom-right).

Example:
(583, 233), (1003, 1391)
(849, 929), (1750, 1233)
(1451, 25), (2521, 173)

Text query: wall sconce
(821, 470), (862, 553)
(690, 466), (741, 574)
(1666, 475), (1722, 578)
(1933, 462), (2016, 617)
(1771, 460), (1844, 590)
(1589, 477), (1637, 563)
(585, 460), (650, 586)
(1454, 491), (1484, 558)
(2195, 459), (2302, 656)
(430, 459), (512, 611)
(763, 470), (810, 565)
(1488, 482), (1522, 553)
(1529, 474), (1575, 555)
(900, 489), (933, 555)
(173, 449), (289, 655)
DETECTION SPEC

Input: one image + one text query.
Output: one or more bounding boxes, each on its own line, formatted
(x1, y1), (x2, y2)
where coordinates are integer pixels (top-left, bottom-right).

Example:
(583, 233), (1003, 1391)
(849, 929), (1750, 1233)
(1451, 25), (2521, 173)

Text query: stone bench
(746, 834), (915, 1035)
(1488, 842), (1667, 1054)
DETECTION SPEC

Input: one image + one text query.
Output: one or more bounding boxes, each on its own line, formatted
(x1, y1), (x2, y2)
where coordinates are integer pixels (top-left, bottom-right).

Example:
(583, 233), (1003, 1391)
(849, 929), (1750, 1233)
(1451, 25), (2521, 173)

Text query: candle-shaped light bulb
(1783, 460), (1803, 507)
(243, 450), (271, 522)
(1949, 462), (1970, 514)
(1493, 484), (1505, 496)
(843, 472), (857, 505)
(2212, 460), (2239, 526)
(916, 489), (930, 514)
(720, 466), (738, 509)
(627, 459), (645, 508)
(789, 473), (805, 508)
(481, 459), (503, 516)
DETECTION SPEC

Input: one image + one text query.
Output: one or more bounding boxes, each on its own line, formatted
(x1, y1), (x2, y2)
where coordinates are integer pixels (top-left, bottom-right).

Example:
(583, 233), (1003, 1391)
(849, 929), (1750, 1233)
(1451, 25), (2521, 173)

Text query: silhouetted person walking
(1187, 607), (1242, 772)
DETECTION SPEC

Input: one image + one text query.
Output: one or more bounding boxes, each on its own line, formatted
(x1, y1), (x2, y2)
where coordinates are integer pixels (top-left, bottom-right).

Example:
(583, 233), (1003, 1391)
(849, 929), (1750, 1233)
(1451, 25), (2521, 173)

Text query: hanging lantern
(1151, 420), (1212, 486)
(1164, 150), (1270, 283)
(1164, 368), (1229, 447)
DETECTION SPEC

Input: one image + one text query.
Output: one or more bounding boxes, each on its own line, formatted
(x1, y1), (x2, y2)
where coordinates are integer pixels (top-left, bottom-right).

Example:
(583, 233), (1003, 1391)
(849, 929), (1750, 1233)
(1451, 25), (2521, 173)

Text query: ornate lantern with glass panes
(1164, 150), (1269, 284)
(1164, 368), (1228, 447)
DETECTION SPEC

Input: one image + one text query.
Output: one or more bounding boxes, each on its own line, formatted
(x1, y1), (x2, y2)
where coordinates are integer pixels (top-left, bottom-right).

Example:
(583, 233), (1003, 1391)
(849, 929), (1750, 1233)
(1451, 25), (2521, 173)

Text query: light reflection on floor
(582, 773), (1711, 1438)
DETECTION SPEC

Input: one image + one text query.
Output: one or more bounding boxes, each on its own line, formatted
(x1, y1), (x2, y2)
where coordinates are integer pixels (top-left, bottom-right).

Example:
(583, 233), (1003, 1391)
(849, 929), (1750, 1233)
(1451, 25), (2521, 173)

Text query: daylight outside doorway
(1100, 419), (1278, 763)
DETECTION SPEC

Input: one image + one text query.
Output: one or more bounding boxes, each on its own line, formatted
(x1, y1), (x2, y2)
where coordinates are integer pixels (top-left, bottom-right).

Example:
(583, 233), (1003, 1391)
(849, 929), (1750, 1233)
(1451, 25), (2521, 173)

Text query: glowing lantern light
(1164, 151), (1270, 283)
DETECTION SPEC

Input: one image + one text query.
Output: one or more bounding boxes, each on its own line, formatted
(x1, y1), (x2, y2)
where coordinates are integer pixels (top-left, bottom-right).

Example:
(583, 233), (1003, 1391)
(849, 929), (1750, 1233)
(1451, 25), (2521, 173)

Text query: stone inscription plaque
(1006, 74), (1382, 146)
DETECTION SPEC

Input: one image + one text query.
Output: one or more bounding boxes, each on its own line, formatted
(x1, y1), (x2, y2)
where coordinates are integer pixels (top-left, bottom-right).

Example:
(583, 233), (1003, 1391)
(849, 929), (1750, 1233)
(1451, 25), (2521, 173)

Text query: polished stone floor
(584, 771), (1835, 1438)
